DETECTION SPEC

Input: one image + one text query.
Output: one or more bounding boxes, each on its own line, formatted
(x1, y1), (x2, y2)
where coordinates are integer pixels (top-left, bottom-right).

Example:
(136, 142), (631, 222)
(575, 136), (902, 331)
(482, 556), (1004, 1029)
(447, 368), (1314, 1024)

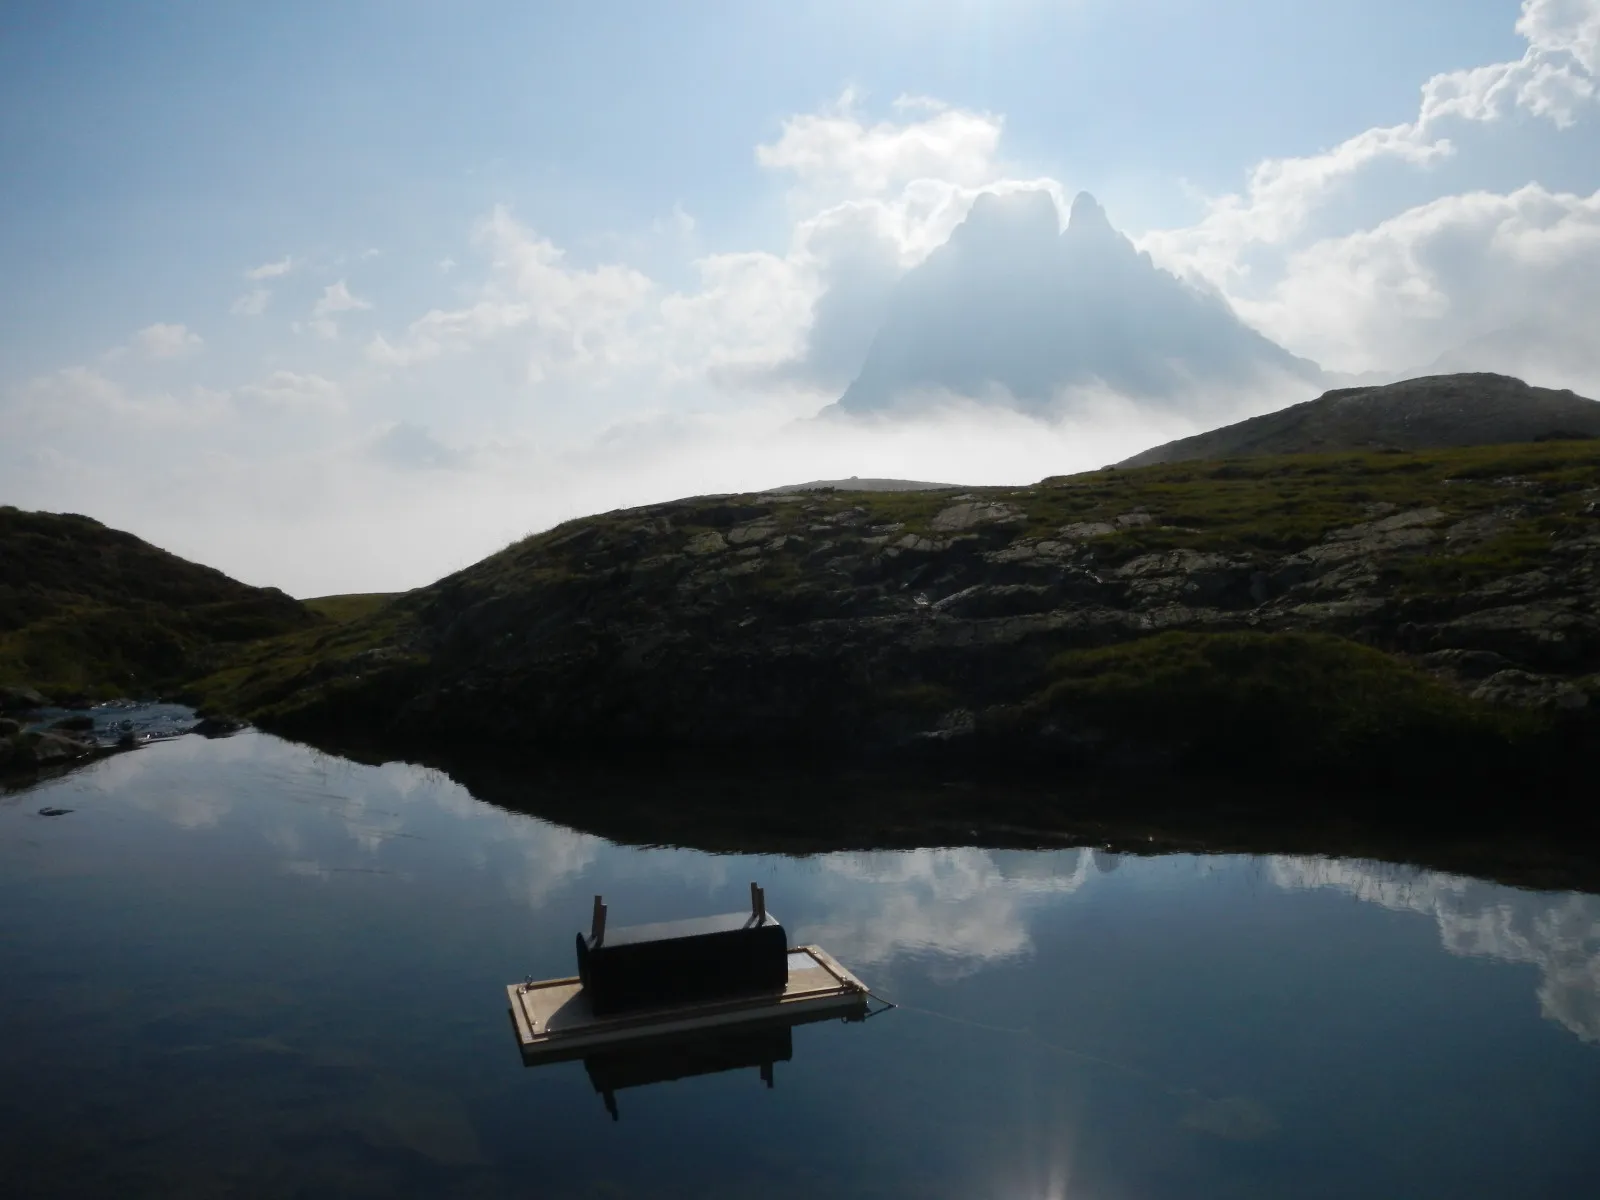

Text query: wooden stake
(591, 895), (607, 945)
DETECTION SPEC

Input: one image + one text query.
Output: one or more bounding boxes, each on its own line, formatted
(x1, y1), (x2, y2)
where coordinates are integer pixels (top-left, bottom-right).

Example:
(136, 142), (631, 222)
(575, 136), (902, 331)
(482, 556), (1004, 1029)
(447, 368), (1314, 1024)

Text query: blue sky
(3, 0), (1598, 594)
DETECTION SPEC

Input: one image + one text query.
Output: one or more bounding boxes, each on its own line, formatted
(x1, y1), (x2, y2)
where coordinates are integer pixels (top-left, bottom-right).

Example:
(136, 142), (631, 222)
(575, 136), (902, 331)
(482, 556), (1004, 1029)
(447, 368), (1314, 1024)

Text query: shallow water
(1, 723), (1597, 1198)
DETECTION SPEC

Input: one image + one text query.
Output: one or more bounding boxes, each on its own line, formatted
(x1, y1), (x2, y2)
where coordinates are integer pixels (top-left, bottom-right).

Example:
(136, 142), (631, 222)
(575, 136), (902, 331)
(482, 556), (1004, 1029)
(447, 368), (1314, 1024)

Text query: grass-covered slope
(1120, 373), (1600, 467)
(216, 439), (1600, 792)
(0, 506), (319, 699)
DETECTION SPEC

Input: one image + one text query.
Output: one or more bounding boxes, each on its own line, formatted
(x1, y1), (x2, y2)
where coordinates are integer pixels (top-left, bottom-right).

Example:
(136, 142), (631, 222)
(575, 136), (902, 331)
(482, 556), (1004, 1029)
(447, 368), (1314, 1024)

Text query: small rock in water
(192, 714), (248, 738)
(38, 807), (73, 817)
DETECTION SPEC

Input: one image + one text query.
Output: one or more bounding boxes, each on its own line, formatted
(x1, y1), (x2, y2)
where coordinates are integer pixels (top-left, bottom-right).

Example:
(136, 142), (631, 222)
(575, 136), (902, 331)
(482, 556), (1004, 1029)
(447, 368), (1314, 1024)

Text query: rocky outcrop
(242, 441), (1600, 789)
(0, 727), (97, 772)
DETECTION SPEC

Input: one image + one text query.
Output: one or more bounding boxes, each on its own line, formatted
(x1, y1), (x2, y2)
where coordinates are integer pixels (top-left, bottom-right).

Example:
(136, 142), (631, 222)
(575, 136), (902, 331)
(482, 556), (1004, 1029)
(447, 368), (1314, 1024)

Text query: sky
(2, 0), (1598, 596)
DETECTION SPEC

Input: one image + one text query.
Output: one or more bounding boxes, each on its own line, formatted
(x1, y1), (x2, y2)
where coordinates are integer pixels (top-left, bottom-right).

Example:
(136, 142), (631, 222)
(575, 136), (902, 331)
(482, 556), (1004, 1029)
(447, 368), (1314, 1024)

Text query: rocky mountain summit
(830, 189), (1321, 415)
(1121, 373), (1600, 467)
(216, 439), (1600, 792)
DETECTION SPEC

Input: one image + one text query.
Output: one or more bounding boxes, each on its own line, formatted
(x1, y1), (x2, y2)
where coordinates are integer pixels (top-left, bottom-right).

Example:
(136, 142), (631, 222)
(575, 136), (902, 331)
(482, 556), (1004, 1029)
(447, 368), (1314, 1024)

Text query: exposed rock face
(830, 189), (1320, 415)
(1120, 374), (1600, 467)
(247, 441), (1600, 784)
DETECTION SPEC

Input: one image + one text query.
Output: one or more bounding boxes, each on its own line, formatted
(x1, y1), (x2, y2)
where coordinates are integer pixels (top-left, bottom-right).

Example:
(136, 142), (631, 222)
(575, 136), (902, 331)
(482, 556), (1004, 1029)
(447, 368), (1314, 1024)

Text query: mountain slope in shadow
(1120, 373), (1600, 467)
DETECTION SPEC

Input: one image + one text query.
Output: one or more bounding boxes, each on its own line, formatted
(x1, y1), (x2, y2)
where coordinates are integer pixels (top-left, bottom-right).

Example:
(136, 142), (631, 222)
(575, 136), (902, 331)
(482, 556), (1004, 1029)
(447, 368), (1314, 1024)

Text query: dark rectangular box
(576, 911), (788, 1015)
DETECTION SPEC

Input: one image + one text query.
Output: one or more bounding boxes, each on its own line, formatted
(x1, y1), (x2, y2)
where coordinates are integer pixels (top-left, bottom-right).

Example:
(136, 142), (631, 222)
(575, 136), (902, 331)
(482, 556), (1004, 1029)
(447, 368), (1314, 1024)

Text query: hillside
(1120, 373), (1600, 467)
(201, 440), (1600, 809)
(830, 190), (1321, 415)
(0, 506), (317, 699)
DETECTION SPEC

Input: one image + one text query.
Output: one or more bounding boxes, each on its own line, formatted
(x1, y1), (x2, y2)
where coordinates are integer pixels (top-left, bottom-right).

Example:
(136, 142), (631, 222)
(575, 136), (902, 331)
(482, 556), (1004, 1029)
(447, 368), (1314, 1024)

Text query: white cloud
(306, 280), (373, 341)
(245, 256), (295, 280)
(1237, 183), (1600, 383)
(756, 87), (1004, 199)
(367, 206), (656, 377)
(237, 370), (343, 414)
(1144, 0), (1600, 292)
(1, 366), (228, 432)
(651, 203), (696, 239)
(133, 322), (203, 360)
(231, 288), (270, 317)
(314, 279), (372, 315)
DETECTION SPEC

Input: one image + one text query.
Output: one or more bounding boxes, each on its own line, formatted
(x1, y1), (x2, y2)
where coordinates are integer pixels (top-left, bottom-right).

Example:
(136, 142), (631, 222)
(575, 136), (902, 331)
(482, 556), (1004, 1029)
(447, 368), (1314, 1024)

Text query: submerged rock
(192, 714), (248, 738)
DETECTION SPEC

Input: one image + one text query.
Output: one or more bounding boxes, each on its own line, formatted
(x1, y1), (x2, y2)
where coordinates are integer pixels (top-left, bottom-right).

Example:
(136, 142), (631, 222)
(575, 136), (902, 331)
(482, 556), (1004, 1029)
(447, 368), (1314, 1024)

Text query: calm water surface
(2, 725), (1597, 1198)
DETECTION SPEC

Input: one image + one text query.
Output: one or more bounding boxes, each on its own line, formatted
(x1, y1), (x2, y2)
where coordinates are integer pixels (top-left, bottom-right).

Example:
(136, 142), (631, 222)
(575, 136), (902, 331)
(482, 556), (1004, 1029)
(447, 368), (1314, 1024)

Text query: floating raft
(507, 944), (870, 1062)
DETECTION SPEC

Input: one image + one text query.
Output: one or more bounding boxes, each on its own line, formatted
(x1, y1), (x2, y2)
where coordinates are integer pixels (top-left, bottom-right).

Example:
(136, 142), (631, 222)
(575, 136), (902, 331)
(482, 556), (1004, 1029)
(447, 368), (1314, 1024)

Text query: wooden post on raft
(591, 895), (607, 945)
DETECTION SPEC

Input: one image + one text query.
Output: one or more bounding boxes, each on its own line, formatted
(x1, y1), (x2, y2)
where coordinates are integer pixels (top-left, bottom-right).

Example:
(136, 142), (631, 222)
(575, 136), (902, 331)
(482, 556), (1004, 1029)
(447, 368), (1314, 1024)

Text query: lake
(2, 723), (1597, 1198)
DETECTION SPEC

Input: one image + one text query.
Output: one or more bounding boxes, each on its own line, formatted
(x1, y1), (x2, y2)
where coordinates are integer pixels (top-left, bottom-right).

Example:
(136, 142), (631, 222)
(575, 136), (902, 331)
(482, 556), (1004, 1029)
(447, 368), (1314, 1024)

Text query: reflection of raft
(506, 885), (870, 1063)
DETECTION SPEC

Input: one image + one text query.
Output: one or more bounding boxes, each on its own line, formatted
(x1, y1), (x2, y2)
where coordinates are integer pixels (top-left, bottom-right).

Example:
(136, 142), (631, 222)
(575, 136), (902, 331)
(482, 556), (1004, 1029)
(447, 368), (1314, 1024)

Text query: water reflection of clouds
(79, 735), (240, 829)
(803, 848), (1090, 975)
(1270, 858), (1600, 1044)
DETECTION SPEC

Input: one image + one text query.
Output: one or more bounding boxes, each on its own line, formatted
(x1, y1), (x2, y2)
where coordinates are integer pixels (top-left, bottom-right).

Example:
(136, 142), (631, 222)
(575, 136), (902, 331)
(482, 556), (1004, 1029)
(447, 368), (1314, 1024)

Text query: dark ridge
(0, 506), (316, 699)
(1120, 373), (1600, 466)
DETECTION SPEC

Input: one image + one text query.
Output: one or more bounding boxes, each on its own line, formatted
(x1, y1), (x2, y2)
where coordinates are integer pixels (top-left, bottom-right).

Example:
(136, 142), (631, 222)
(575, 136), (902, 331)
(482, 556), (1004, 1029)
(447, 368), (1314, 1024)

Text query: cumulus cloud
(231, 288), (271, 317)
(1132, 0), (1600, 390)
(1236, 183), (1600, 382)
(367, 204), (802, 392)
(133, 322), (203, 360)
(1146, 0), (1600, 291)
(306, 280), (373, 340)
(757, 88), (1004, 199)
(237, 370), (343, 414)
(313, 279), (372, 316)
(245, 256), (296, 280)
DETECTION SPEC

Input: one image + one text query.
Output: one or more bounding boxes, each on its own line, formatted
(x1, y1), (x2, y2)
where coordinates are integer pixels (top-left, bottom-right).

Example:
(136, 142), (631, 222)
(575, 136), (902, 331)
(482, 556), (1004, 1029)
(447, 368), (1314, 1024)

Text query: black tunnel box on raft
(575, 891), (789, 1016)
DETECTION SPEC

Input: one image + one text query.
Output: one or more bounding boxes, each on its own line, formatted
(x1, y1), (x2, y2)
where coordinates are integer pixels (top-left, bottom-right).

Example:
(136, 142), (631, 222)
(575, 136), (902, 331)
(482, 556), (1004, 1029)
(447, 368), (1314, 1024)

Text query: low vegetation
(0, 507), (317, 699)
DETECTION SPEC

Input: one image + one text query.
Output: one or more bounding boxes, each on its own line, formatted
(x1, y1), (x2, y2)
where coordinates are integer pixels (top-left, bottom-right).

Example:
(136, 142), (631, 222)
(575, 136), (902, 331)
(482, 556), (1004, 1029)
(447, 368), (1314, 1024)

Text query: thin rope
(863, 987), (1207, 1101)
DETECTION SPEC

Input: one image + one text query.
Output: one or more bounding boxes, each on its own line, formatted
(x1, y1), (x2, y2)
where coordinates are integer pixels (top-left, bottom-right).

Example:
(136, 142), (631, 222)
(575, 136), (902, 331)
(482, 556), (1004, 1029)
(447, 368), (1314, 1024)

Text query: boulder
(1470, 670), (1589, 711)
(930, 501), (1021, 532)
(1422, 649), (1514, 679)
(0, 686), (46, 714)
(22, 731), (96, 766)
(684, 531), (728, 556)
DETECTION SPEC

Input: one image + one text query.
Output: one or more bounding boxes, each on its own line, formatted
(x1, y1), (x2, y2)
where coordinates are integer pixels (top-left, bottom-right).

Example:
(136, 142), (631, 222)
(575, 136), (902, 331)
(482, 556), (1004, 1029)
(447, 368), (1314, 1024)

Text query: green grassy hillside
(0, 507), (319, 699)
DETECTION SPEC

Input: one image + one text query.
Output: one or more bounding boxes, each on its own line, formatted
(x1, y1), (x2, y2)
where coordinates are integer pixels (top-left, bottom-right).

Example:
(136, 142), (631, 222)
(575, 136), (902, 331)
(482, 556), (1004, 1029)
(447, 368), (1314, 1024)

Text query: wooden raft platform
(507, 945), (869, 1062)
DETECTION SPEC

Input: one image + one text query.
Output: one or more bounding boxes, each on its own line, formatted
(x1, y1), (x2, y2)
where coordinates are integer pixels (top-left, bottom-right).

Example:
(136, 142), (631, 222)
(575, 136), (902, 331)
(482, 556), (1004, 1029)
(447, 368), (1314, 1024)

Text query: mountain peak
(830, 185), (1323, 416)
(953, 189), (1061, 248)
(1066, 191), (1114, 238)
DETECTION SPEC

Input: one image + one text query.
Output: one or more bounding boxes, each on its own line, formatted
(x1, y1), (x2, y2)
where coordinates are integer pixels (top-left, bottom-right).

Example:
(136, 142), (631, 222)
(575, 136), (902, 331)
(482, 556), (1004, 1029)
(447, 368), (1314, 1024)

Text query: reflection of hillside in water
(1270, 857), (1600, 1044)
(804, 848), (1090, 976)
